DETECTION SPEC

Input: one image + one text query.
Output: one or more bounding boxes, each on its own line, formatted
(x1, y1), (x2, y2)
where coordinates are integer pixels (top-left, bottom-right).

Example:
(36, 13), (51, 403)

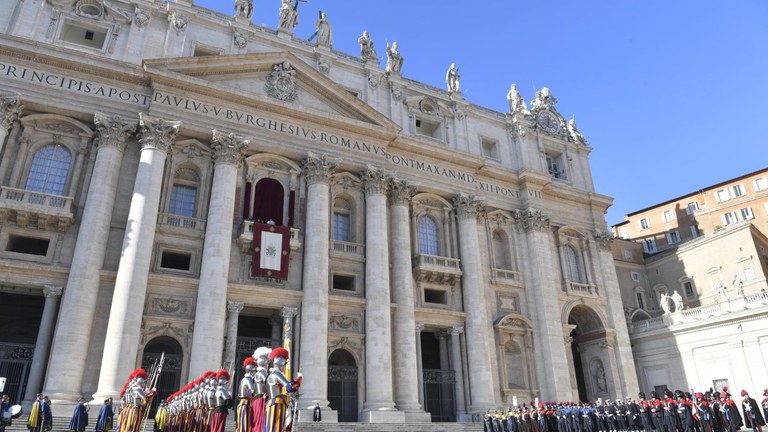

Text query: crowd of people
(483, 388), (768, 432)
(154, 346), (300, 432)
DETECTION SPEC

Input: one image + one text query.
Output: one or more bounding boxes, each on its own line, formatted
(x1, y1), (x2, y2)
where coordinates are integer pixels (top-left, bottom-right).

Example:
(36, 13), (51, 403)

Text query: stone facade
(0, 0), (636, 422)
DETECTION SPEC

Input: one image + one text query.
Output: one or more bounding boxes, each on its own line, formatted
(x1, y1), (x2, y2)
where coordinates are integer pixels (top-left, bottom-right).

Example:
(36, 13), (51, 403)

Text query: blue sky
(195, 0), (768, 227)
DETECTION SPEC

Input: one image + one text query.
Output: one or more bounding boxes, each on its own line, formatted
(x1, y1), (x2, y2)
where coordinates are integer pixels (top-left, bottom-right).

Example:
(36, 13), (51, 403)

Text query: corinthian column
(93, 114), (180, 400)
(453, 193), (495, 413)
(45, 113), (136, 403)
(361, 166), (403, 423)
(297, 152), (337, 415)
(224, 300), (245, 370)
(0, 95), (23, 155)
(23, 285), (62, 404)
(188, 130), (249, 377)
(389, 179), (428, 421)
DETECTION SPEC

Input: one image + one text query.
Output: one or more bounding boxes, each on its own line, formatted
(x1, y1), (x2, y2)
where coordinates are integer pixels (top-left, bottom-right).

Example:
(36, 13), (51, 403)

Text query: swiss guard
(263, 348), (301, 432)
(251, 347), (272, 432)
(209, 369), (233, 432)
(236, 357), (257, 432)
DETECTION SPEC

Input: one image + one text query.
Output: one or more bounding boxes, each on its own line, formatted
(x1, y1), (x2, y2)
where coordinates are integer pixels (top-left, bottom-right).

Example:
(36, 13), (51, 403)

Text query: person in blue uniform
(68, 397), (89, 432)
(95, 398), (113, 432)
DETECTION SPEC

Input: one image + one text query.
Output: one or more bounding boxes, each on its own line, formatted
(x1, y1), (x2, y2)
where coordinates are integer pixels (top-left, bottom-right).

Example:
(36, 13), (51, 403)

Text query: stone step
(4, 417), (482, 432)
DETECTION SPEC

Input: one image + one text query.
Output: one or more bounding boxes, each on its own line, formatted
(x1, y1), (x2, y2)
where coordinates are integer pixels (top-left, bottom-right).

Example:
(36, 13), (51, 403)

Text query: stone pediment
(143, 52), (401, 139)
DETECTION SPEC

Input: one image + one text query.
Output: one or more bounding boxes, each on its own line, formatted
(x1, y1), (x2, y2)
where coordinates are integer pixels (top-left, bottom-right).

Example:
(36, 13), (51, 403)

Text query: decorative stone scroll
(301, 151), (339, 185)
(211, 129), (249, 165)
(43, 285), (63, 298)
(265, 62), (298, 102)
(593, 230), (613, 250)
(137, 113), (181, 153)
(329, 314), (362, 333)
(146, 294), (195, 318)
(94, 112), (136, 152)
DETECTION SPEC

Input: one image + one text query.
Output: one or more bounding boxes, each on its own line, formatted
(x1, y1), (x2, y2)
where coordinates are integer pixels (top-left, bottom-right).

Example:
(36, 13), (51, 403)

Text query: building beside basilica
(611, 168), (768, 397)
(0, 0), (637, 422)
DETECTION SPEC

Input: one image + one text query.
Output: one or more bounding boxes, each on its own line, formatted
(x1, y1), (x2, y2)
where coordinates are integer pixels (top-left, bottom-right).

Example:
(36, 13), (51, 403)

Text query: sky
(193, 0), (768, 227)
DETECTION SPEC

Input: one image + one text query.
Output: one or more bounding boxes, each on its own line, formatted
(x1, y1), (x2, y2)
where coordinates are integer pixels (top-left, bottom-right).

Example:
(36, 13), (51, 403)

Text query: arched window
(25, 145), (72, 195)
(493, 230), (513, 270)
(418, 216), (439, 255)
(253, 178), (284, 224)
(564, 245), (583, 283)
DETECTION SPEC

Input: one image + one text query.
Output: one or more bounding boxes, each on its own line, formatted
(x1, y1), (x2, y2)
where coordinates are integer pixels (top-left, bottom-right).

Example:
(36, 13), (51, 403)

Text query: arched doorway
(327, 349), (358, 422)
(566, 305), (606, 402)
(141, 336), (183, 415)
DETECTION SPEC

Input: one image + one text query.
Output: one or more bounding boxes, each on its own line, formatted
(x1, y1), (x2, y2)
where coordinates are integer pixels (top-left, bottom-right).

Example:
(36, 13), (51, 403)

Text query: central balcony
(238, 220), (301, 254)
(565, 280), (599, 296)
(412, 254), (462, 285)
(0, 186), (74, 231)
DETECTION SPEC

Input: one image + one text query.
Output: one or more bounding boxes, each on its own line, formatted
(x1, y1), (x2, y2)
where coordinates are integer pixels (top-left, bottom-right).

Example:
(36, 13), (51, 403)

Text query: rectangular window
(685, 202), (699, 215)
(414, 117), (442, 139)
(642, 238), (657, 254)
(723, 211), (738, 225)
(690, 225), (700, 238)
(623, 249), (633, 260)
(546, 154), (567, 180)
(666, 230), (681, 244)
(169, 185), (197, 217)
(683, 281), (694, 296)
(332, 274), (355, 291)
(740, 207), (754, 220)
(732, 184), (745, 197)
(716, 189), (730, 202)
(636, 293), (645, 309)
(662, 210), (674, 222)
(640, 218), (650, 230)
(332, 213), (350, 242)
(160, 251), (191, 271)
(631, 272), (640, 282)
(6, 235), (50, 256)
(60, 20), (108, 50)
(712, 379), (728, 392)
(424, 288), (447, 305)
(755, 177), (768, 191)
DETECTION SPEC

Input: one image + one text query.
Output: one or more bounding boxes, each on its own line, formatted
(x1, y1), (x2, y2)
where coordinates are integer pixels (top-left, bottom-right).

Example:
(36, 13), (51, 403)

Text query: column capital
(0, 94), (23, 131)
(513, 208), (551, 232)
(280, 306), (298, 319)
(453, 193), (485, 220)
(449, 325), (464, 336)
(361, 165), (388, 196)
(388, 178), (415, 206)
(593, 230), (613, 250)
(94, 112), (137, 153)
(137, 113), (181, 153)
(211, 129), (249, 165)
(415, 322), (425, 333)
(227, 300), (245, 314)
(302, 151), (339, 185)
(43, 285), (63, 298)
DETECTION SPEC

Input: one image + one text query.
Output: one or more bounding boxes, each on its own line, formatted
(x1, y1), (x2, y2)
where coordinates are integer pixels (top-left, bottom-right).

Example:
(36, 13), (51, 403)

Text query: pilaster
(449, 326), (469, 421)
(0, 94), (23, 156)
(23, 285), (62, 406)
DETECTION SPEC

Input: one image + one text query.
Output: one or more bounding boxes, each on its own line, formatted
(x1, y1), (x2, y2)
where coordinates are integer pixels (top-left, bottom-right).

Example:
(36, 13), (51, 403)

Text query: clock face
(537, 111), (560, 134)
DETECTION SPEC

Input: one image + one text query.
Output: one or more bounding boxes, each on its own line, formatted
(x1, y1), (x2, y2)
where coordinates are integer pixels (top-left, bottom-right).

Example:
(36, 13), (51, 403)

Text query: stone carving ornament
(278, 0), (299, 32)
(168, 11), (188, 34)
(530, 87), (558, 111)
(302, 152), (339, 185)
(512, 208), (550, 231)
(234, 0), (253, 19)
(358, 30), (377, 63)
(453, 193), (485, 220)
(361, 165), (388, 195)
(137, 113), (181, 153)
(507, 84), (527, 114)
(265, 62), (298, 102)
(75, 0), (104, 19)
(133, 8), (150, 28)
(329, 314), (361, 332)
(388, 178), (415, 206)
(150, 296), (191, 316)
(0, 95), (23, 131)
(211, 129), (249, 165)
(233, 31), (247, 49)
(94, 112), (137, 152)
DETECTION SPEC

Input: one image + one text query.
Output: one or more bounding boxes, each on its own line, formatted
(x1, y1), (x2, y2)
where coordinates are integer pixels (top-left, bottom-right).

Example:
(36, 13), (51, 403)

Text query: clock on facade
(537, 111), (560, 134)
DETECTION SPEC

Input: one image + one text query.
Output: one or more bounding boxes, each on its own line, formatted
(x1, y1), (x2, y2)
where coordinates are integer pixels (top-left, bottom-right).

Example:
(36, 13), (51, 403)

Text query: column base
(403, 410), (432, 423)
(296, 408), (337, 423)
(456, 413), (473, 422)
(361, 409), (406, 423)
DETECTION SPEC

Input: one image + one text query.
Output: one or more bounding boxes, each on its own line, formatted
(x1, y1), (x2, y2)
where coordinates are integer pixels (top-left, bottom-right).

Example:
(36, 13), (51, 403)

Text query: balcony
(0, 186), (74, 231)
(492, 268), (523, 286)
(157, 213), (206, 238)
(238, 220), (301, 254)
(331, 240), (365, 256)
(566, 280), (598, 296)
(412, 254), (462, 285)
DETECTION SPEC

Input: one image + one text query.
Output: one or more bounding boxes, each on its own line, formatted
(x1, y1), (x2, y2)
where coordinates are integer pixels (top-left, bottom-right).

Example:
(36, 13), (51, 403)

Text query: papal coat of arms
(265, 61), (298, 102)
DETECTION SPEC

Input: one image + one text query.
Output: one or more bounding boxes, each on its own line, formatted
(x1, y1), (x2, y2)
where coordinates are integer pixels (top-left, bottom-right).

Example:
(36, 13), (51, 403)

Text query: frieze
(146, 294), (194, 318)
(329, 314), (362, 332)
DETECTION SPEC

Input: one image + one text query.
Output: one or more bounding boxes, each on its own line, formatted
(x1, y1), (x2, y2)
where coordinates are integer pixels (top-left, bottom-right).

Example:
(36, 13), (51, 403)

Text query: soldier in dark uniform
(741, 390), (765, 432)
